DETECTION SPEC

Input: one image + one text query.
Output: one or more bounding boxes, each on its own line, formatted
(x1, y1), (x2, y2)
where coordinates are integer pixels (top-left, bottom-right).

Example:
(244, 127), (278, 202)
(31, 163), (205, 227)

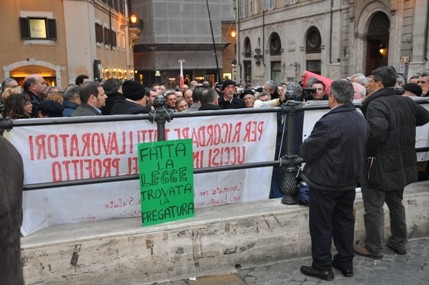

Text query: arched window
(269, 33), (281, 55)
(244, 37), (251, 58)
(306, 26), (321, 54)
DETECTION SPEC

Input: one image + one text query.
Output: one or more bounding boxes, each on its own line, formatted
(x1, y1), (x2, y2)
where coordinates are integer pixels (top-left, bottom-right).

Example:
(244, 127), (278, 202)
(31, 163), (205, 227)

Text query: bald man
(22, 74), (47, 117)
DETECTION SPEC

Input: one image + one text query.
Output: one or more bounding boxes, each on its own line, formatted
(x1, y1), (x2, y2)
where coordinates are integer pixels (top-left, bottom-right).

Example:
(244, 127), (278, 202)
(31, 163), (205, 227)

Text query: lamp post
(121, 0), (141, 79)
(123, 0), (131, 80)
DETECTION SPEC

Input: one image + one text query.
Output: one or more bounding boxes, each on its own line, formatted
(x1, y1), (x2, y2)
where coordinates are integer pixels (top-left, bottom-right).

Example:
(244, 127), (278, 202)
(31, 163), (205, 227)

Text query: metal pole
(152, 95), (172, 141)
(206, 0), (221, 82)
(124, 0), (131, 79)
(280, 101), (302, 205)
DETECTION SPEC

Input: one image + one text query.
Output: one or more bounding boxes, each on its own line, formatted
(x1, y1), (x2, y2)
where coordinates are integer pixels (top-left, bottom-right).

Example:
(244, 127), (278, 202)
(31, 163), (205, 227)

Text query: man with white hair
(352, 82), (366, 99)
(349, 73), (368, 86)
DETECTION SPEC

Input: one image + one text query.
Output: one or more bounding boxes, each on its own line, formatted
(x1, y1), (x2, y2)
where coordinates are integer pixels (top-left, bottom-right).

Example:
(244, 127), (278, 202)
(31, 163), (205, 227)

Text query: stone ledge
(21, 181), (429, 285)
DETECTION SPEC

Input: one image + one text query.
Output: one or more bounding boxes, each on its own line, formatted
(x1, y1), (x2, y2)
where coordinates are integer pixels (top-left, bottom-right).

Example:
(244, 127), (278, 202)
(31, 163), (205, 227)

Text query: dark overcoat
(0, 136), (24, 284)
(361, 87), (429, 191)
(300, 104), (369, 191)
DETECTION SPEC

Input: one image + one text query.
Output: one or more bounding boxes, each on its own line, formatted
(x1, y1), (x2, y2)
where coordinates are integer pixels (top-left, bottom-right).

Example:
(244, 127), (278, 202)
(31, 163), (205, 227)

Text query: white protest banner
(302, 101), (429, 161)
(8, 113), (277, 235)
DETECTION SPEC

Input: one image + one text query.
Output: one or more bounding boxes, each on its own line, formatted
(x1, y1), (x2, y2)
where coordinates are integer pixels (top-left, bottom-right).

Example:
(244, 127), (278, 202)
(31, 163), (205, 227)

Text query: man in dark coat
(71, 82), (107, 116)
(62, 85), (81, 117)
(101, 78), (125, 115)
(198, 88), (220, 111)
(110, 80), (150, 114)
(218, 80), (245, 109)
(0, 136), (25, 284)
(354, 66), (429, 259)
(299, 80), (369, 281)
(22, 74), (47, 117)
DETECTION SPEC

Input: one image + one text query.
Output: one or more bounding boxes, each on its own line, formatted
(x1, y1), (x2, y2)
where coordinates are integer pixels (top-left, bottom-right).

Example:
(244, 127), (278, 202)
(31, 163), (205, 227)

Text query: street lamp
(120, 1), (142, 79)
(130, 14), (138, 24)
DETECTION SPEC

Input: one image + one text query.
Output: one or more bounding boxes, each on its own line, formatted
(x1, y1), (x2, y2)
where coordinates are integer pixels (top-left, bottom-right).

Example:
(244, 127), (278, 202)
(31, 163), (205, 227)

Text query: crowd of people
(1, 69), (428, 119)
(1, 67), (429, 283)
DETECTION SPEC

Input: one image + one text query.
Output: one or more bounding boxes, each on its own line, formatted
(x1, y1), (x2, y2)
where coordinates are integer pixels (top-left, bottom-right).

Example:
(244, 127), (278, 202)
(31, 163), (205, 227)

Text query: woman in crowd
(1, 86), (23, 105)
(175, 98), (188, 112)
(2, 93), (32, 119)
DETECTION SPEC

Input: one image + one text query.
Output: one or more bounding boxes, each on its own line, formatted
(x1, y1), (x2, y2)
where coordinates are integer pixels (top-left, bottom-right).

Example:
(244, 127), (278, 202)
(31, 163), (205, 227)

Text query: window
(271, 61), (281, 83)
(95, 23), (103, 43)
(111, 30), (117, 48)
(104, 27), (111, 46)
(240, 0), (248, 18)
(306, 26), (322, 53)
(284, 0), (299, 5)
(244, 37), (252, 58)
(269, 33), (281, 55)
(264, 0), (275, 10)
(306, 60), (321, 74)
(244, 61), (252, 85)
(19, 17), (57, 40)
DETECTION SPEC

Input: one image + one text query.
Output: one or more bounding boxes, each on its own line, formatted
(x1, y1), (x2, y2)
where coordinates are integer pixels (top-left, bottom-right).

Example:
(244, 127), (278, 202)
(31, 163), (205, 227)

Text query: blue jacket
(62, 100), (79, 117)
(300, 103), (369, 191)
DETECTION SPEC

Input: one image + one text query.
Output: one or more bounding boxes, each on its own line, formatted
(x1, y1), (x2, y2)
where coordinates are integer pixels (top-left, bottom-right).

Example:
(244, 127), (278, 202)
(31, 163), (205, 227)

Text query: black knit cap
(403, 83), (422, 96)
(221, 79), (236, 90)
(122, 80), (145, 101)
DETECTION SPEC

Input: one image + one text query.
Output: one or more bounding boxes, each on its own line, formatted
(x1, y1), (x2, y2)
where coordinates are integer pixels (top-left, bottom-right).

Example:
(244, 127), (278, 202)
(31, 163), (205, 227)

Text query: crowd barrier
(1, 99), (428, 236)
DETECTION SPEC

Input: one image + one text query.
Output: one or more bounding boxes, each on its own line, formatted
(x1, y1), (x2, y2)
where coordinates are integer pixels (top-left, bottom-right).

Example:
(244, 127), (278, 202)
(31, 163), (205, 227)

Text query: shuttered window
(19, 17), (57, 40)
(95, 23), (103, 43)
(104, 27), (111, 46)
(111, 30), (117, 47)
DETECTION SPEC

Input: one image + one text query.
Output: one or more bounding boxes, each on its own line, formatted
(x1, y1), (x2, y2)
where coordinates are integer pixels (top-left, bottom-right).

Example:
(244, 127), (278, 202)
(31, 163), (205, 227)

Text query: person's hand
(422, 85), (429, 96)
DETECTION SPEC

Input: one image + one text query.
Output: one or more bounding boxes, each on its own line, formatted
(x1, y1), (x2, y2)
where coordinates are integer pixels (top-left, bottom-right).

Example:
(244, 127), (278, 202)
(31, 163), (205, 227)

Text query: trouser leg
(309, 187), (335, 270)
(385, 189), (407, 249)
(361, 183), (385, 253)
(332, 190), (356, 269)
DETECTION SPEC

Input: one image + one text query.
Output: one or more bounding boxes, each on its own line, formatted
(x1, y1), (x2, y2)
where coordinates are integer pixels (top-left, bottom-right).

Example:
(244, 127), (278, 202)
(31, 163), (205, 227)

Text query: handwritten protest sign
(138, 139), (194, 226)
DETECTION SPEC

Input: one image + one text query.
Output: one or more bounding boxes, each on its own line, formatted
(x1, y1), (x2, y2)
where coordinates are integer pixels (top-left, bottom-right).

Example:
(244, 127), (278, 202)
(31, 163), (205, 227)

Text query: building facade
(236, 0), (429, 86)
(132, 0), (235, 88)
(0, 0), (136, 89)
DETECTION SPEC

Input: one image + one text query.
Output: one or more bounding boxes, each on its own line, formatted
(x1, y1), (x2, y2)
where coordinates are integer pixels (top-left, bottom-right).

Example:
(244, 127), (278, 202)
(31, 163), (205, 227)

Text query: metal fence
(2, 99), (429, 205)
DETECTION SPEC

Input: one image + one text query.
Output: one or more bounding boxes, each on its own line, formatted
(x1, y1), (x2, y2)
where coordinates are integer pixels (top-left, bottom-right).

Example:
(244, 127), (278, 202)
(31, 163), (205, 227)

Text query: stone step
(21, 181), (429, 285)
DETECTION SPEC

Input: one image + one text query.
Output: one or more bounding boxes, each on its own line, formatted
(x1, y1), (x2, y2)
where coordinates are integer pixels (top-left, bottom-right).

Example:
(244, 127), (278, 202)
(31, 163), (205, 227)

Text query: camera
(303, 88), (316, 93)
(301, 87), (317, 101)
(254, 86), (263, 93)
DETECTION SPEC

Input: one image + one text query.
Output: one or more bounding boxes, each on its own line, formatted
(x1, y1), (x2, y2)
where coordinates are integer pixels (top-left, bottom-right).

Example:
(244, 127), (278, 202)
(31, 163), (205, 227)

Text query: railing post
(0, 118), (13, 135)
(280, 101), (302, 205)
(152, 95), (172, 141)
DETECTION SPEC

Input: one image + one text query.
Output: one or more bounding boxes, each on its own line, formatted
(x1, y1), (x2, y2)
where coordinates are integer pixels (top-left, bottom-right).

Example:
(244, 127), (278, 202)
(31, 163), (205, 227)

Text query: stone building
(132, 0), (235, 88)
(236, 0), (429, 85)
(0, 0), (136, 89)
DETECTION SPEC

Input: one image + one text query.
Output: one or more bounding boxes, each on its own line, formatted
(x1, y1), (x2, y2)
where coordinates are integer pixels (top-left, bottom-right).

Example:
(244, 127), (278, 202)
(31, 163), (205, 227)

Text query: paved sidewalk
(156, 238), (429, 285)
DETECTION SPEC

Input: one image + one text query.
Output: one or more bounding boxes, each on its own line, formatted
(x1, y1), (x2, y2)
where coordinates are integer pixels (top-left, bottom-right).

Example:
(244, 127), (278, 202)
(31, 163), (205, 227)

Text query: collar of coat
(361, 87), (397, 113)
(322, 103), (356, 118)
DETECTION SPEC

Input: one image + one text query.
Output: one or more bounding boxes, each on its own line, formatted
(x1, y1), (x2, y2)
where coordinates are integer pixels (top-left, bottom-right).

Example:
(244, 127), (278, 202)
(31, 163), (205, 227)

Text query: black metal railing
(2, 99), (429, 205)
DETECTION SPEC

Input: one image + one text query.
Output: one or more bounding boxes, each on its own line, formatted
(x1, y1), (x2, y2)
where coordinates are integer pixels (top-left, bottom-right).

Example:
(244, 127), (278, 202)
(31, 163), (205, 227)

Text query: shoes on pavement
(300, 265), (334, 281)
(354, 245), (383, 259)
(331, 261), (353, 277)
(387, 242), (406, 255)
